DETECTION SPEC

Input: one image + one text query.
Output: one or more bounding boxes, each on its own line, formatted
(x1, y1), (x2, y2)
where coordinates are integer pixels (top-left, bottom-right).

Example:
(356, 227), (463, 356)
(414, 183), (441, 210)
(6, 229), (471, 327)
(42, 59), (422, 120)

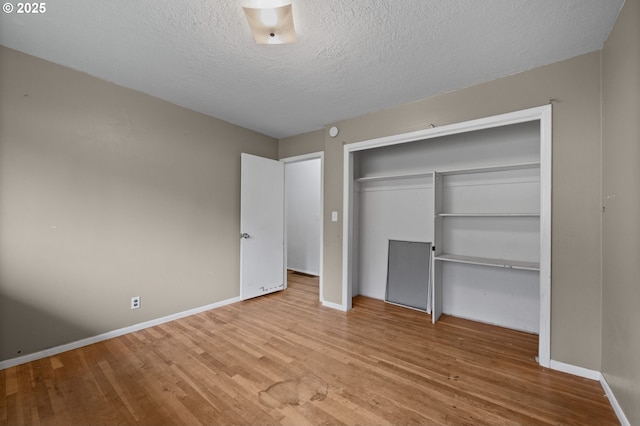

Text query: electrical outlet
(131, 296), (141, 310)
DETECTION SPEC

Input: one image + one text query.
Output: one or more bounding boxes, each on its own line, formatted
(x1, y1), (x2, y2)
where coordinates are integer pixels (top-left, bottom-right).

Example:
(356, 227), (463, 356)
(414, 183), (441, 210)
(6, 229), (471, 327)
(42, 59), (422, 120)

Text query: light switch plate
(331, 211), (338, 222)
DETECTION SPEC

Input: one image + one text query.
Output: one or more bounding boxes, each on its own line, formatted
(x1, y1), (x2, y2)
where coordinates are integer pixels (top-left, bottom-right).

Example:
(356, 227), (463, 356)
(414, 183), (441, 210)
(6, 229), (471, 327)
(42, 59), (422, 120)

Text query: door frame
(342, 105), (552, 367)
(281, 152), (325, 302)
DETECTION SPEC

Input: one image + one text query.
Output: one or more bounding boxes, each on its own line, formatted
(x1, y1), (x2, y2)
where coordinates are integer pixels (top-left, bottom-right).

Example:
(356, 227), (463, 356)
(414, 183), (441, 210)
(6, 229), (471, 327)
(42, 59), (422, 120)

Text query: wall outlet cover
(131, 296), (141, 309)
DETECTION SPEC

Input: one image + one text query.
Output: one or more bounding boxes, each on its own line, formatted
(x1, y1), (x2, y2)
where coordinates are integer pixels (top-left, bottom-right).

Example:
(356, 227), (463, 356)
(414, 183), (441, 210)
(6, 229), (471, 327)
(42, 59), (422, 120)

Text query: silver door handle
(240, 233), (250, 239)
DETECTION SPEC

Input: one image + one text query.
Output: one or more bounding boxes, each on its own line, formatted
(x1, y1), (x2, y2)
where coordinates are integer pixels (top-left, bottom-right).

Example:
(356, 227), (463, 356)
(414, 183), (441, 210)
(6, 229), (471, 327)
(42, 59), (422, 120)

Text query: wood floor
(1, 271), (618, 425)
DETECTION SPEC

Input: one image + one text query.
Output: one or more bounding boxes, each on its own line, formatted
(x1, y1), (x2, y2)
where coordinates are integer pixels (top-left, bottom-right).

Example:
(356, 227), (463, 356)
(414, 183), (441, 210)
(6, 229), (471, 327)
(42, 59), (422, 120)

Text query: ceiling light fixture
(242, 1), (297, 45)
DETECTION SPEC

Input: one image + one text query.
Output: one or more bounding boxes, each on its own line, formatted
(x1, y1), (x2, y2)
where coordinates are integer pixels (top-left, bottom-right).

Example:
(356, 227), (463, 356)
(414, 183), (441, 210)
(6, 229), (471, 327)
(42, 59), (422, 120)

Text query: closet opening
(342, 106), (551, 366)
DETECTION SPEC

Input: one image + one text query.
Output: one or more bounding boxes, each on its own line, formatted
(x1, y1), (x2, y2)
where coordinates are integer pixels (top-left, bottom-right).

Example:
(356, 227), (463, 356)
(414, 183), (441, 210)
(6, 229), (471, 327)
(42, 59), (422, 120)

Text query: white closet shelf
(355, 162), (540, 183)
(355, 171), (432, 183)
(435, 254), (540, 271)
(437, 162), (540, 176)
(438, 213), (540, 217)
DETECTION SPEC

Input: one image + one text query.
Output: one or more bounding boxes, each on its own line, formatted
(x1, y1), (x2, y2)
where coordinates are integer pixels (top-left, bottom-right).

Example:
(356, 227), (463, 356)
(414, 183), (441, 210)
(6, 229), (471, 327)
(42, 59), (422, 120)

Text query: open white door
(240, 153), (285, 300)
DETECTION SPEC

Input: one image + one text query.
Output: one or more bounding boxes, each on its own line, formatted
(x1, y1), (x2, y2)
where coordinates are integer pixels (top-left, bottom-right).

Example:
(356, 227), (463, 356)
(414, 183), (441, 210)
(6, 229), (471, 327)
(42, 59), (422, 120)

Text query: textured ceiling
(0, 0), (624, 139)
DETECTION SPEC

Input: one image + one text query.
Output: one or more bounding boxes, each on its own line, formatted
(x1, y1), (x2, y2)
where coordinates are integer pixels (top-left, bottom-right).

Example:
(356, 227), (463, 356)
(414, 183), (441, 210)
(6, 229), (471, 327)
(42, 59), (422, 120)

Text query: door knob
(240, 233), (250, 239)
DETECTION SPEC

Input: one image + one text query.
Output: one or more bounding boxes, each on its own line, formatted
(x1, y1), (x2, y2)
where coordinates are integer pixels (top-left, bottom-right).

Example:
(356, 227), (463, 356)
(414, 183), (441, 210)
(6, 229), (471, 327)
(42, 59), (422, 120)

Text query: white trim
(0, 296), (241, 371)
(341, 150), (354, 311)
(322, 300), (347, 311)
(538, 105), (552, 367)
(342, 105), (552, 367)
(600, 373), (631, 426)
(549, 359), (601, 380)
(280, 151), (325, 302)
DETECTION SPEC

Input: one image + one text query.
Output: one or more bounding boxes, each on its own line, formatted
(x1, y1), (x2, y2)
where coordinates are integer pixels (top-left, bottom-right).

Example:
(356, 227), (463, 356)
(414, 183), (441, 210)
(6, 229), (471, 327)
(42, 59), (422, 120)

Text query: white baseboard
(549, 359), (601, 380)
(322, 300), (347, 311)
(550, 359), (629, 425)
(0, 296), (241, 371)
(600, 373), (631, 426)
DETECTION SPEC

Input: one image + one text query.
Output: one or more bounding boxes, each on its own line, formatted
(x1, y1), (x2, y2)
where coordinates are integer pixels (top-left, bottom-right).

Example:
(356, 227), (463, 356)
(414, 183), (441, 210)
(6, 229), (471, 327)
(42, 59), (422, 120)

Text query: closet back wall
(355, 122), (539, 302)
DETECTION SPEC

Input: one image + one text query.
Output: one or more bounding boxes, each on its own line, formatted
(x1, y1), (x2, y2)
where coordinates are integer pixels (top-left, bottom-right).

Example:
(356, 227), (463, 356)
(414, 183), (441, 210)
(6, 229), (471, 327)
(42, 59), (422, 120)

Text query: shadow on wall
(0, 293), (94, 362)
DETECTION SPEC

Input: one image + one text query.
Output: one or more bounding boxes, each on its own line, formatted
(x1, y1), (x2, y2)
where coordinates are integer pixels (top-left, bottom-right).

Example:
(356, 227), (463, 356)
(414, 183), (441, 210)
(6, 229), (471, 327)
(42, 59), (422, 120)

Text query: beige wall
(283, 52), (604, 370)
(602, 0), (640, 423)
(0, 46), (278, 362)
(279, 129), (324, 159)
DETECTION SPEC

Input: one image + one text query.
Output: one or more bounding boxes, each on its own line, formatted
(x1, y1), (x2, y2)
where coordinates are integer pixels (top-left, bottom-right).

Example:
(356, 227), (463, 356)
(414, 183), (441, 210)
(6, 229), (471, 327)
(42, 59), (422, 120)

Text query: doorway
(282, 152), (324, 301)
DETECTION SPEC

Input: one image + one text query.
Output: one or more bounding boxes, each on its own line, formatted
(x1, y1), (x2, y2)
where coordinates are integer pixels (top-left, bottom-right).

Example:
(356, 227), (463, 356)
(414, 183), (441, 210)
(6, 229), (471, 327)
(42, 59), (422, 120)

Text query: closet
(343, 106), (551, 365)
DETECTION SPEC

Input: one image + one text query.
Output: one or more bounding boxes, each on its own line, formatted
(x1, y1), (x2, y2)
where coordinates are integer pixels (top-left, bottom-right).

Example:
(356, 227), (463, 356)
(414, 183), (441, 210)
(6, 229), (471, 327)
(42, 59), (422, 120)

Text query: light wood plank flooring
(1, 271), (618, 425)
